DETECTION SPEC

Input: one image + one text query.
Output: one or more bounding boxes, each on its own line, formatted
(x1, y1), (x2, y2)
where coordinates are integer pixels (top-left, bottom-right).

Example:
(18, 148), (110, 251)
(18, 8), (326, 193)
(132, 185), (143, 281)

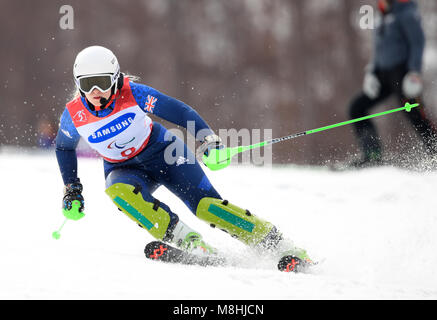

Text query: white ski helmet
(73, 46), (120, 94)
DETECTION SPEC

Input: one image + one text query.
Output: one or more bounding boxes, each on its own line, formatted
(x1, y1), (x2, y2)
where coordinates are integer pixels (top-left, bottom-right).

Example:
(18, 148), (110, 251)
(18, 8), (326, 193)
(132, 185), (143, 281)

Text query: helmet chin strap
(97, 87), (115, 110)
(85, 88), (114, 112)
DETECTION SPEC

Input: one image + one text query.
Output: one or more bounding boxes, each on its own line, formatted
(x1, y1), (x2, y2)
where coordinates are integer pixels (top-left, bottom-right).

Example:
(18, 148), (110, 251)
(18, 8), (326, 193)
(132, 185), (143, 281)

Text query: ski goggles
(76, 73), (118, 94)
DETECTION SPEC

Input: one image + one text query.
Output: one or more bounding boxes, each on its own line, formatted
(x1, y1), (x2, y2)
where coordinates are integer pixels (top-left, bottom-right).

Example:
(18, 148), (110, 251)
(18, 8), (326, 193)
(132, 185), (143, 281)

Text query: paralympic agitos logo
(88, 113), (136, 143)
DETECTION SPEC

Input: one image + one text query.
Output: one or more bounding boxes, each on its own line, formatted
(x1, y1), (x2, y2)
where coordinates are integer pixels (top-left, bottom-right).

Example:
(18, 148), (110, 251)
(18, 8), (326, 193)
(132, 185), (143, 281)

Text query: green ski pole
(52, 218), (68, 240)
(203, 102), (419, 171)
(52, 200), (85, 240)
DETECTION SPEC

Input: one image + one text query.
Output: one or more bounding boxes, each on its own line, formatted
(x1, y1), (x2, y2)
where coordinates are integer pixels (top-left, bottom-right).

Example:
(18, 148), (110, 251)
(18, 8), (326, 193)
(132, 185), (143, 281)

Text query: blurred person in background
(37, 118), (56, 149)
(347, 0), (437, 168)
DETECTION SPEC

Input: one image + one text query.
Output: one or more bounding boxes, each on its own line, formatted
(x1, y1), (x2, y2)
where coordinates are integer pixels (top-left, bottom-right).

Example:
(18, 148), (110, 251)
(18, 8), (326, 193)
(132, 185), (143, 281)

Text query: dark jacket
(372, 0), (425, 73)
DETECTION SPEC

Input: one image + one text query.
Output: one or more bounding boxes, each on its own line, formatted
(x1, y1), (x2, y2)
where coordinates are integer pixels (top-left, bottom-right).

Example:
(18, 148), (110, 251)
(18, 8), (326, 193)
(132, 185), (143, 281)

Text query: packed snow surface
(1, 149), (437, 299)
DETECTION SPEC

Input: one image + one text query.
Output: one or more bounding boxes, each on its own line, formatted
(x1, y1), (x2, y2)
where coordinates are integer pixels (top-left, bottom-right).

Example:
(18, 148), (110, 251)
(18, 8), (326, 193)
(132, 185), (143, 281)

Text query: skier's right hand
(63, 179), (85, 213)
(363, 72), (381, 99)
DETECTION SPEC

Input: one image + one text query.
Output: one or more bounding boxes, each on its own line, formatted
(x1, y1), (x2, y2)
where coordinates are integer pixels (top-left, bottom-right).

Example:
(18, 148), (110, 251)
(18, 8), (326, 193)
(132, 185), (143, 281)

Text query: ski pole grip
(203, 148), (236, 171)
(62, 200), (85, 221)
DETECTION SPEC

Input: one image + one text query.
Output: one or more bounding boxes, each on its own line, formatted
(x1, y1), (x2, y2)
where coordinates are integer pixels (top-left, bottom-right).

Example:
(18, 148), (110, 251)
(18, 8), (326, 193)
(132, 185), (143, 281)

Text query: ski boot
(170, 220), (217, 256)
(179, 232), (217, 256)
(255, 227), (316, 273)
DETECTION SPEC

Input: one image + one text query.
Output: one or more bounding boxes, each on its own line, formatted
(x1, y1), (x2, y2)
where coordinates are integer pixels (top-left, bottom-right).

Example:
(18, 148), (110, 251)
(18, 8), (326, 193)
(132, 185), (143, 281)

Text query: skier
(55, 46), (313, 272)
(348, 0), (437, 168)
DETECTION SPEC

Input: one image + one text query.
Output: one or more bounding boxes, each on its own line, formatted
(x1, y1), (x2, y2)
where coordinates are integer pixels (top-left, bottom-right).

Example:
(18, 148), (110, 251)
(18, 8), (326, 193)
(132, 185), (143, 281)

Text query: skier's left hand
(196, 134), (223, 161)
(402, 71), (423, 99)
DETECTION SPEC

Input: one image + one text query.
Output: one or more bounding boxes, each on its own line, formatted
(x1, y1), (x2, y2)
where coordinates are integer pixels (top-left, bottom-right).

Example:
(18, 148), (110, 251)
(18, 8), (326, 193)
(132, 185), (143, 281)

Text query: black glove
(63, 179), (85, 213)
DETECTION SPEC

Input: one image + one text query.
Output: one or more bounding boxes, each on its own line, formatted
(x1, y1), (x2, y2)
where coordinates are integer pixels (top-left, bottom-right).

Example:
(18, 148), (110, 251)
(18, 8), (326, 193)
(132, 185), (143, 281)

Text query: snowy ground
(1, 148), (437, 300)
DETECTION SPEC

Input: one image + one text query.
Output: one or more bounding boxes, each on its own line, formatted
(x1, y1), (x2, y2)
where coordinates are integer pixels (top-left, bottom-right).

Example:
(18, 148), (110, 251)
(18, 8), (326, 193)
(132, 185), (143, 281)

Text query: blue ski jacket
(372, 0), (425, 72)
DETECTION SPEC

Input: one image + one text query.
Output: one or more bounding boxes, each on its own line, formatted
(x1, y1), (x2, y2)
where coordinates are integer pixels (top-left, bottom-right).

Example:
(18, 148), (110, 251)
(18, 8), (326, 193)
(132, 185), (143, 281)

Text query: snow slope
(1, 149), (437, 300)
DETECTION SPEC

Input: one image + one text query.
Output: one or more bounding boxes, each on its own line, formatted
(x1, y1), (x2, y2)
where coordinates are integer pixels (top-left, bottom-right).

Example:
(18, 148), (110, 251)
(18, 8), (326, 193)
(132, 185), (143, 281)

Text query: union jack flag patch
(145, 95), (157, 113)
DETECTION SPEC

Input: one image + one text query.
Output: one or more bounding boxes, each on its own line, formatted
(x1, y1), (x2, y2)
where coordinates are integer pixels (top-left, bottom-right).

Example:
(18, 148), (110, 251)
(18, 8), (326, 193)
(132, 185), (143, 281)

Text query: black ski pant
(348, 64), (437, 158)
